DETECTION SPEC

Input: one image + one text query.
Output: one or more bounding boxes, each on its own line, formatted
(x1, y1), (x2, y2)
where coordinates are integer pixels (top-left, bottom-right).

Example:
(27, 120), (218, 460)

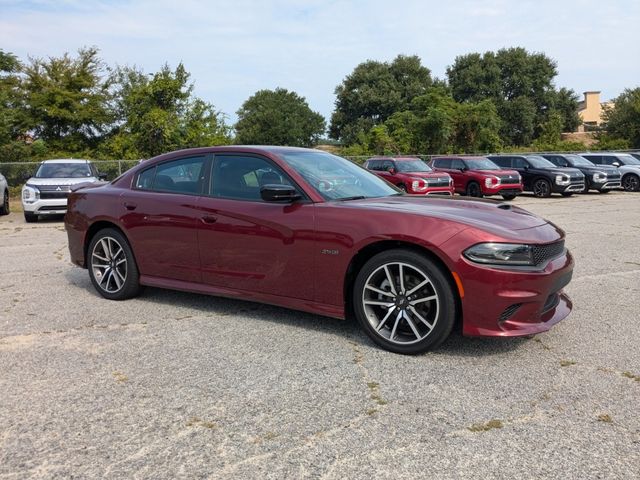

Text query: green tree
(235, 88), (325, 146)
(21, 47), (112, 153)
(447, 47), (578, 146)
(104, 64), (230, 158)
(0, 49), (23, 146)
(330, 55), (432, 144)
(603, 88), (640, 148)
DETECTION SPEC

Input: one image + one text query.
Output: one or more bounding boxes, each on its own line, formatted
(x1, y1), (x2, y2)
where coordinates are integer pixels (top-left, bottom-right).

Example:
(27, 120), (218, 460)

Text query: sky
(1, 0), (639, 125)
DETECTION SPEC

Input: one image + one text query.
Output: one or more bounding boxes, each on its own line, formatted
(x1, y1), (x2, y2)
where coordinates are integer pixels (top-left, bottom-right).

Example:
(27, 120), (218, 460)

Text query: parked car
(488, 155), (585, 198)
(363, 156), (454, 195)
(0, 171), (9, 215)
(65, 146), (574, 354)
(629, 152), (640, 162)
(579, 153), (640, 192)
(430, 156), (522, 200)
(22, 159), (105, 222)
(541, 153), (621, 193)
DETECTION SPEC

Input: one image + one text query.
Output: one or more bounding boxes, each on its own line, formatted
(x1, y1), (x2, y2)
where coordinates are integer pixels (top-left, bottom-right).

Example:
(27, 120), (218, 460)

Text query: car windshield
(466, 158), (501, 170)
(396, 159), (432, 172)
(618, 154), (640, 165)
(526, 156), (556, 168)
(565, 155), (594, 166)
(35, 162), (93, 178)
(278, 151), (400, 200)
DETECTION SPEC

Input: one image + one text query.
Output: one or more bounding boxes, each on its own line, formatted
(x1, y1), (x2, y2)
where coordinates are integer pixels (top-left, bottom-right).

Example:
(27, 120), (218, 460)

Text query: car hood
(399, 171), (450, 179)
(529, 167), (583, 176)
(574, 165), (619, 174)
(26, 177), (99, 186)
(339, 195), (548, 231)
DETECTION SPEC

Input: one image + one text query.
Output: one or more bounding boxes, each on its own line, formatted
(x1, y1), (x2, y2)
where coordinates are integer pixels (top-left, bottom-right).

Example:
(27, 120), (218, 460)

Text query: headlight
(592, 172), (606, 182)
(555, 174), (570, 186)
(22, 185), (40, 204)
(464, 243), (534, 266)
(484, 176), (500, 188)
(411, 178), (428, 192)
(449, 177), (453, 185)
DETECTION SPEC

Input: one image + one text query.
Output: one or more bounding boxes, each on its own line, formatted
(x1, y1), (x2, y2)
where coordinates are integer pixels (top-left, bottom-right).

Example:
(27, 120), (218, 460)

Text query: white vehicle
(0, 171), (9, 215)
(22, 159), (104, 223)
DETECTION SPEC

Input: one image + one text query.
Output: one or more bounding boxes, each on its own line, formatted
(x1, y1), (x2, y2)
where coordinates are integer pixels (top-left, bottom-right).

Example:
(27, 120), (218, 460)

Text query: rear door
(196, 153), (316, 300)
(122, 155), (209, 283)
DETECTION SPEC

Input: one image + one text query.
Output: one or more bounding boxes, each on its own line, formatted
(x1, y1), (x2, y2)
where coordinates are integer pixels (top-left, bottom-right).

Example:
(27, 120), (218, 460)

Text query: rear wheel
(561, 192), (573, 197)
(353, 249), (456, 354)
(397, 183), (407, 192)
(501, 194), (516, 201)
(599, 189), (610, 194)
(88, 228), (141, 300)
(0, 190), (8, 215)
(24, 212), (38, 223)
(466, 182), (483, 198)
(622, 174), (640, 192)
(533, 178), (552, 198)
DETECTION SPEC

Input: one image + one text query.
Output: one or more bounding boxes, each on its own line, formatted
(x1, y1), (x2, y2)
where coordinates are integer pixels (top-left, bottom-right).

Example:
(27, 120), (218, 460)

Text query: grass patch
(186, 417), (216, 429)
(622, 371), (640, 382)
(597, 414), (613, 423)
(560, 359), (577, 367)
(468, 419), (504, 432)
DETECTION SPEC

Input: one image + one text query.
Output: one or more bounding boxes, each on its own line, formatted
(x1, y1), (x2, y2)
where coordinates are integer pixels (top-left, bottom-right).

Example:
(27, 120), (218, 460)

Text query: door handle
(124, 202), (137, 211)
(201, 215), (217, 224)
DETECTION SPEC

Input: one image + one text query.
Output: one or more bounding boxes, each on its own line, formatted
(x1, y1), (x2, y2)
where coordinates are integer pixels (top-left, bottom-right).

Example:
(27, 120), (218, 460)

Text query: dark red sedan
(65, 146), (573, 354)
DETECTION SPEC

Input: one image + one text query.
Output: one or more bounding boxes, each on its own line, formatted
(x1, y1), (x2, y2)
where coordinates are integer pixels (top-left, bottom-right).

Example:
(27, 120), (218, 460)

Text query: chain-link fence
(0, 160), (141, 187)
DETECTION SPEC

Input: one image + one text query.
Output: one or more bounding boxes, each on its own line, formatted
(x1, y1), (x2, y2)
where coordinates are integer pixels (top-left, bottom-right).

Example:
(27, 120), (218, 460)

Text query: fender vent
(499, 303), (522, 322)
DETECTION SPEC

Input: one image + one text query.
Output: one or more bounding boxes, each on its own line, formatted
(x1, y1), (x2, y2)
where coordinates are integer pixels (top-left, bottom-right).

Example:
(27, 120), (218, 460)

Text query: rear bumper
(459, 250), (574, 337)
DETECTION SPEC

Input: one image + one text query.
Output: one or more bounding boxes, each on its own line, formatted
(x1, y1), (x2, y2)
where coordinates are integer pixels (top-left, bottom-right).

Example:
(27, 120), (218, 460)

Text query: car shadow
(64, 268), (533, 358)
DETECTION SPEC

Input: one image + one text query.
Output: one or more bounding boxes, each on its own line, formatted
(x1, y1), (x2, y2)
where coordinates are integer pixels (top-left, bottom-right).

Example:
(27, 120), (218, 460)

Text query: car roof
(40, 159), (93, 164)
(367, 156), (421, 161)
(434, 156), (489, 161)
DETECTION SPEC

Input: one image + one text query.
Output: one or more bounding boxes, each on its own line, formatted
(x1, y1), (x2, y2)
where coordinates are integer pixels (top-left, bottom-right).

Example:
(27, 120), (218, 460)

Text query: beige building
(576, 91), (614, 131)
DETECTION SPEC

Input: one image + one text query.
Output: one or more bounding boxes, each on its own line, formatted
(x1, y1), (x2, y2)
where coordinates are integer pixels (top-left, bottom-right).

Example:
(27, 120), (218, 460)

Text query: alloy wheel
(623, 174), (640, 192)
(91, 236), (128, 293)
(361, 262), (439, 345)
(533, 179), (551, 197)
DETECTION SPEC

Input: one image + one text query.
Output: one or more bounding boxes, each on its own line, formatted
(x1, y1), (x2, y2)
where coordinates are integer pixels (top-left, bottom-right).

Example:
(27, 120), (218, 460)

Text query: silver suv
(22, 159), (104, 222)
(0, 171), (9, 215)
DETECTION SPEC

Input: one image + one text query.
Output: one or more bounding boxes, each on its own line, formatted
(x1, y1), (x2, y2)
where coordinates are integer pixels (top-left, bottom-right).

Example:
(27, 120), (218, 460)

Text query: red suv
(364, 157), (454, 195)
(431, 156), (523, 200)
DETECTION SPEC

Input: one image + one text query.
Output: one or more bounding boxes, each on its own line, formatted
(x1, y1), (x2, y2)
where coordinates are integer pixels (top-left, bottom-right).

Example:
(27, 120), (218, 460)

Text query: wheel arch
(343, 240), (462, 327)
(84, 220), (132, 266)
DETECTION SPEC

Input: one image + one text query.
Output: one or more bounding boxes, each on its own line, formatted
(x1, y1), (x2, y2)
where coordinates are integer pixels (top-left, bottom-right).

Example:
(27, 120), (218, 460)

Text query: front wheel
(88, 228), (141, 300)
(397, 183), (407, 192)
(353, 249), (456, 354)
(533, 179), (552, 198)
(24, 212), (38, 223)
(622, 174), (640, 192)
(466, 182), (483, 198)
(561, 192), (573, 197)
(501, 194), (516, 201)
(0, 190), (9, 215)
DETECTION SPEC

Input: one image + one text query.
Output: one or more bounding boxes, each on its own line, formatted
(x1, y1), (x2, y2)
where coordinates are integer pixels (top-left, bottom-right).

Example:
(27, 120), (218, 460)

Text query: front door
(196, 154), (315, 300)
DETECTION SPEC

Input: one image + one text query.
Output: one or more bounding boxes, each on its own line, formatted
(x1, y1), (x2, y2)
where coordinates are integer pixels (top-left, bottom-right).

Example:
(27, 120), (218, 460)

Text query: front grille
(38, 205), (67, 211)
(569, 175), (584, 181)
(532, 241), (565, 266)
(607, 173), (621, 180)
(37, 185), (72, 192)
(499, 303), (522, 322)
(425, 177), (450, 187)
(40, 191), (70, 200)
(498, 174), (520, 184)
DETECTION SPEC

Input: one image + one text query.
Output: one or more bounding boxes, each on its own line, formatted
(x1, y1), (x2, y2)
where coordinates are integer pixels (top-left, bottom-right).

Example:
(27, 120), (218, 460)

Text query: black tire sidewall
(352, 249), (456, 354)
(534, 179), (551, 197)
(467, 182), (482, 197)
(87, 228), (141, 300)
(623, 174), (640, 192)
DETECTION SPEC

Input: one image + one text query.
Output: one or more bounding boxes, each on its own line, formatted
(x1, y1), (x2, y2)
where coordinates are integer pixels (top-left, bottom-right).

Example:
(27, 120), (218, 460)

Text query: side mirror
(387, 167), (396, 174)
(22, 171), (33, 181)
(612, 162), (620, 167)
(260, 184), (301, 202)
(460, 166), (468, 172)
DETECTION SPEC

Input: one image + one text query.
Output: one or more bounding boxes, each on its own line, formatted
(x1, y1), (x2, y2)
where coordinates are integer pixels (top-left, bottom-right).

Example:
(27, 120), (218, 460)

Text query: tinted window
(433, 158), (450, 168)
(465, 158), (500, 170)
(136, 167), (156, 189)
(451, 159), (465, 170)
(367, 160), (381, 171)
(491, 157), (511, 168)
(211, 155), (293, 201)
(545, 155), (567, 167)
(381, 160), (394, 171)
(512, 157), (528, 169)
(135, 156), (206, 194)
(582, 155), (602, 164)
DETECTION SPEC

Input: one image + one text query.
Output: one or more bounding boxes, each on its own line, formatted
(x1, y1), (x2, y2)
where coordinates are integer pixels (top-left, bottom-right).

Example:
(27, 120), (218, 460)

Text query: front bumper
(483, 184), (523, 196)
(458, 250), (574, 337)
(554, 182), (585, 193)
(591, 180), (621, 191)
(22, 198), (69, 215)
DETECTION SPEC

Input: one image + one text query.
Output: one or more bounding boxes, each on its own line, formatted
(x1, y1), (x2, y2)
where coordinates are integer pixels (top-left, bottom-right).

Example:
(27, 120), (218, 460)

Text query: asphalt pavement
(0, 191), (639, 479)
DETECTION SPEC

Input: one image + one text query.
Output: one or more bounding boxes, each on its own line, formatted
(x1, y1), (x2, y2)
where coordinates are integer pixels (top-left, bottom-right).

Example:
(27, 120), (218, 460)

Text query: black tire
(24, 212), (38, 223)
(87, 228), (141, 300)
(599, 189), (610, 194)
(397, 183), (407, 192)
(466, 182), (483, 198)
(0, 190), (8, 215)
(352, 249), (457, 354)
(501, 194), (516, 201)
(622, 173), (640, 192)
(561, 192), (573, 197)
(533, 178), (552, 198)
